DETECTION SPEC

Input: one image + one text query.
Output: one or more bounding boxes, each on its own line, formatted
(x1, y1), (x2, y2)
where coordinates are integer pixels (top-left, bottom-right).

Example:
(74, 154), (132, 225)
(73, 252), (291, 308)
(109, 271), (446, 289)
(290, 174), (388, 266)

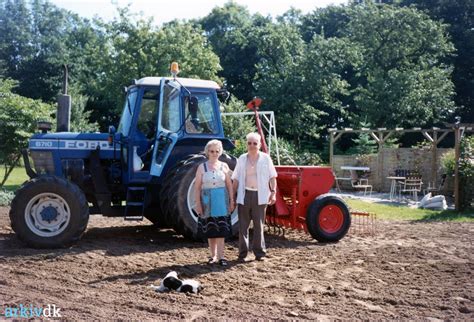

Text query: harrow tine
(349, 211), (377, 236)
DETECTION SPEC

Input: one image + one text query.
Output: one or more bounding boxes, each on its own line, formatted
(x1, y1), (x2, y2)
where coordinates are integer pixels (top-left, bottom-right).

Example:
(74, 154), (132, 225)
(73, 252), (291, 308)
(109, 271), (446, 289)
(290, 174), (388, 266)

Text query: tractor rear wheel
(306, 194), (351, 242)
(9, 175), (89, 248)
(161, 153), (238, 240)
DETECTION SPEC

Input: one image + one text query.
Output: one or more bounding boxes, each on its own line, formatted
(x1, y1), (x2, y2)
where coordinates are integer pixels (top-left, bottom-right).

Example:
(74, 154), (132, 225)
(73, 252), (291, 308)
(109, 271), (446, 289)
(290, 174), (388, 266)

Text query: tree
(221, 96), (255, 141)
(399, 0), (474, 122)
(68, 85), (99, 132)
(348, 121), (378, 154)
(252, 21), (310, 146)
(0, 0), (92, 102)
(302, 35), (362, 134)
(300, 5), (351, 41)
(199, 2), (269, 102)
(83, 8), (222, 130)
(253, 21), (360, 147)
(0, 0), (33, 79)
(345, 3), (456, 128)
(0, 79), (53, 187)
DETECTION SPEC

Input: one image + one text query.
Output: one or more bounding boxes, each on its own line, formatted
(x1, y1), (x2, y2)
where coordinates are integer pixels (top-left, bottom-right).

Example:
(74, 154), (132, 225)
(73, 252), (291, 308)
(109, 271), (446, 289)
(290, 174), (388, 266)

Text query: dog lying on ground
(150, 271), (202, 294)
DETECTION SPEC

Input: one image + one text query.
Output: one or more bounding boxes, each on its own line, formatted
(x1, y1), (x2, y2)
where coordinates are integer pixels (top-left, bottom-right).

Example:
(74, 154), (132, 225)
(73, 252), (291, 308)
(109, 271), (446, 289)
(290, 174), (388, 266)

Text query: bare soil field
(0, 206), (473, 320)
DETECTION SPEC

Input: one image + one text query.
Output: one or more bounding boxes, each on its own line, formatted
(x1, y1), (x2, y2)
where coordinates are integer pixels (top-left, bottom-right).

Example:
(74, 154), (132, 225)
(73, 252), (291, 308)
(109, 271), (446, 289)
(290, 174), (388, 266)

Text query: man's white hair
(246, 132), (261, 142)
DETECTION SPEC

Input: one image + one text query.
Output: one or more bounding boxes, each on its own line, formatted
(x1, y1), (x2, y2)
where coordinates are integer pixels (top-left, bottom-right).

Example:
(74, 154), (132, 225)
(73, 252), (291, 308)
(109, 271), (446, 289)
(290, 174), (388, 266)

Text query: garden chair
(398, 176), (423, 201)
(350, 170), (373, 196)
(423, 174), (447, 196)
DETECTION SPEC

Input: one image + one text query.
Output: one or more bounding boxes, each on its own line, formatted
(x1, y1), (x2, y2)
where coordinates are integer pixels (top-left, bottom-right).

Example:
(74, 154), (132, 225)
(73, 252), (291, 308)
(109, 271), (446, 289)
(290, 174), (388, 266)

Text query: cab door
(150, 80), (181, 178)
(127, 87), (161, 182)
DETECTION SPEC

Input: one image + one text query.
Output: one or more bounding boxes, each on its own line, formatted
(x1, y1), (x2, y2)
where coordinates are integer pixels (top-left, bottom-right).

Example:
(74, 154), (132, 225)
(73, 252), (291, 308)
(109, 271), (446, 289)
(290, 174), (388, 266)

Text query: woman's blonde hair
(204, 139), (224, 158)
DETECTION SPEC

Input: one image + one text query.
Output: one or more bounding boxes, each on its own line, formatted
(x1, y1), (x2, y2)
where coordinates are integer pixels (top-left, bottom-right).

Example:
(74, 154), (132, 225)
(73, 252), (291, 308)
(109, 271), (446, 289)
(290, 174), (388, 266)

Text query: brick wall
(333, 148), (453, 193)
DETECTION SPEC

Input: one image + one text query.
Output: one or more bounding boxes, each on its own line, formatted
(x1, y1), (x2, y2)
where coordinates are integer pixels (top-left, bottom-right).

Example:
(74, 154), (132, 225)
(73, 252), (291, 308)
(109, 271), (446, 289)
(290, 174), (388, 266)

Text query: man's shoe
(255, 256), (266, 261)
(238, 256), (251, 263)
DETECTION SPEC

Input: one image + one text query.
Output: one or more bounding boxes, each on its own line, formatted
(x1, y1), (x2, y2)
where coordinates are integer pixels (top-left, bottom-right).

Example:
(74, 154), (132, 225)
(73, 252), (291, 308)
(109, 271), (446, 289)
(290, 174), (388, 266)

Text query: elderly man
(232, 132), (277, 261)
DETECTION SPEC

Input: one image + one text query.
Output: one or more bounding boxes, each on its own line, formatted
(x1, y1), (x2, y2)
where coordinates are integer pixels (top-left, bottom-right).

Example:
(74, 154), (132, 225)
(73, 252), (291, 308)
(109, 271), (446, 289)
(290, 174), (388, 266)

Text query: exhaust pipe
(57, 64), (71, 132)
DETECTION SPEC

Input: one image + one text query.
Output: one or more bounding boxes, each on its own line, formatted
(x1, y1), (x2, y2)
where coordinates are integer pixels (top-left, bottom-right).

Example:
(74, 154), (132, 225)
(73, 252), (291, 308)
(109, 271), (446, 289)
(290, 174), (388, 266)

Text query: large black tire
(306, 194), (351, 242)
(159, 158), (189, 230)
(161, 153), (238, 240)
(9, 176), (89, 248)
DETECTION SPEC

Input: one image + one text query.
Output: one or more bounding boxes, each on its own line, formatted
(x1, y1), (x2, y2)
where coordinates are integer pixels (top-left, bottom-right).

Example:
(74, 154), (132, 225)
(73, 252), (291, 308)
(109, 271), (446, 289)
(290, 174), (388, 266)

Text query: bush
(0, 190), (14, 206)
(270, 138), (322, 166)
(440, 150), (455, 176)
(0, 79), (53, 187)
(459, 136), (474, 210)
(221, 97), (256, 142)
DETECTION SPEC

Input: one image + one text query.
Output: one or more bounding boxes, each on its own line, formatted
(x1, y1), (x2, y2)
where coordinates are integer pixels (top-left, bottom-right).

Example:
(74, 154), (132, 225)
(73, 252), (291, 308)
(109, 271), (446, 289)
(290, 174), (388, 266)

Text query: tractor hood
(29, 132), (113, 152)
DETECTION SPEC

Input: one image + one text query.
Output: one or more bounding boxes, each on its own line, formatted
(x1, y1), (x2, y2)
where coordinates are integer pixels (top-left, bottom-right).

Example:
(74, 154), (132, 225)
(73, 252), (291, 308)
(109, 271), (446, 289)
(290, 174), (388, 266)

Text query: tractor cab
(114, 73), (230, 185)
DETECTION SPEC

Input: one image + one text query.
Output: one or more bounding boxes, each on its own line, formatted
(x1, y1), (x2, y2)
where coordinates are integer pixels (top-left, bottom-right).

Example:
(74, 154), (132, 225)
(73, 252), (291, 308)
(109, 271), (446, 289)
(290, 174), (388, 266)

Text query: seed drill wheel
(160, 153), (238, 240)
(306, 194), (351, 242)
(9, 176), (89, 248)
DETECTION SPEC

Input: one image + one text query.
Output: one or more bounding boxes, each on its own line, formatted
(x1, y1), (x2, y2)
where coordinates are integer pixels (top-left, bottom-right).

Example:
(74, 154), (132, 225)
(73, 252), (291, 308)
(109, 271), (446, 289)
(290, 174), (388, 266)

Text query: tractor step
(127, 187), (146, 191)
(124, 215), (145, 221)
(126, 201), (144, 206)
(124, 186), (147, 221)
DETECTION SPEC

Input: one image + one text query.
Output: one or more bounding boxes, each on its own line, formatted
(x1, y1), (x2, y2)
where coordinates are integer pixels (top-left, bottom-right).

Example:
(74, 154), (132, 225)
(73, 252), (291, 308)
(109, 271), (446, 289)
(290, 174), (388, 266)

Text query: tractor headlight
(30, 151), (55, 175)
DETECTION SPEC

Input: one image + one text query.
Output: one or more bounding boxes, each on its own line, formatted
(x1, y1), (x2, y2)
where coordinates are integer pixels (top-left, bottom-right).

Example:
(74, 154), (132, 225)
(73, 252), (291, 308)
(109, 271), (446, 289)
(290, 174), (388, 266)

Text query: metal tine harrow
(348, 211), (377, 236)
(265, 212), (285, 237)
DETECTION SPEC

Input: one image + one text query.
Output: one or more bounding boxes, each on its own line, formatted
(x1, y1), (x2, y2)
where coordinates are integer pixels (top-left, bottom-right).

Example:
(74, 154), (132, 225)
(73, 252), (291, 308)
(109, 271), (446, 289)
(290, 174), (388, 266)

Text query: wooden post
(370, 131), (383, 191)
(432, 130), (438, 188)
(329, 130), (343, 170)
(423, 129), (437, 188)
(378, 139), (384, 191)
(454, 125), (461, 211)
(330, 131), (334, 169)
(380, 131), (393, 191)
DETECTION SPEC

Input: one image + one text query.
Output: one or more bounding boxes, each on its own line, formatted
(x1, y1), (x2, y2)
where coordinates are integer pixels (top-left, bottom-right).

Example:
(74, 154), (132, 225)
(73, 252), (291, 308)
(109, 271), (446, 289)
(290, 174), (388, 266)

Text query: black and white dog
(151, 271), (202, 294)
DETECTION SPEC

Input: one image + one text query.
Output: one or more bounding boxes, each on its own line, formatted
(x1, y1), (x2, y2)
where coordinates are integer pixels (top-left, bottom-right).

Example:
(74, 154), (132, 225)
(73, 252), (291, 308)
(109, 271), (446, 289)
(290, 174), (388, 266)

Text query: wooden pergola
(328, 124), (473, 210)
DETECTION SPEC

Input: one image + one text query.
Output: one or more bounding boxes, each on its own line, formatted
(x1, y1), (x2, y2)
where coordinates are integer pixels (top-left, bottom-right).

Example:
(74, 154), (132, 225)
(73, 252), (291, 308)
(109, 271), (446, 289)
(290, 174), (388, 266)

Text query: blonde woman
(194, 140), (235, 266)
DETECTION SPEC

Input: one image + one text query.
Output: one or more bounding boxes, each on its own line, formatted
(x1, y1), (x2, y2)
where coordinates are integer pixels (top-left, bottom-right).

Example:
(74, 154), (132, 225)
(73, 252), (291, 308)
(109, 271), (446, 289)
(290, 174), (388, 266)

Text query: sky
(49, 0), (347, 24)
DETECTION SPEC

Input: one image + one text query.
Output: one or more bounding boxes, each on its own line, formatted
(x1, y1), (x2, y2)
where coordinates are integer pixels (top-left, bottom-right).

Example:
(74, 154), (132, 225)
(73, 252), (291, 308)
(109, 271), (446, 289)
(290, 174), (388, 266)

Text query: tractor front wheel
(9, 176), (89, 248)
(306, 194), (351, 242)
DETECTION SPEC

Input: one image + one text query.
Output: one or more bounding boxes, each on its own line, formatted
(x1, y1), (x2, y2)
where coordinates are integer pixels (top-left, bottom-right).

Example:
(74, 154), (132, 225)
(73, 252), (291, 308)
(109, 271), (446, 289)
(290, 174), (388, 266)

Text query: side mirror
(217, 88), (230, 103)
(108, 125), (116, 146)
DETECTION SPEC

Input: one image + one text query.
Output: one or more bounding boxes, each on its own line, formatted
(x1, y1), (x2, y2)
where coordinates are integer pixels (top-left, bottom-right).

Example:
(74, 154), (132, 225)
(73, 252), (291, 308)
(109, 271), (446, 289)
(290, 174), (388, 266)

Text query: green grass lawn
(2, 167), (29, 191)
(345, 198), (474, 222)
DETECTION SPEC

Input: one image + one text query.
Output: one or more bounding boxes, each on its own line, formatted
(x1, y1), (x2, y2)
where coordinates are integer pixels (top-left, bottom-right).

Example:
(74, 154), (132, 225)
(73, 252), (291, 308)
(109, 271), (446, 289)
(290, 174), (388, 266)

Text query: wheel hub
(319, 205), (344, 234)
(25, 193), (71, 237)
(40, 206), (59, 222)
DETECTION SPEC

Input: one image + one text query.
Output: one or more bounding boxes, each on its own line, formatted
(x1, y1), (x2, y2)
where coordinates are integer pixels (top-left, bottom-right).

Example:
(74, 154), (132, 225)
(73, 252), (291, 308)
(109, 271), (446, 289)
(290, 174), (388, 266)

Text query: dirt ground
(0, 206), (473, 320)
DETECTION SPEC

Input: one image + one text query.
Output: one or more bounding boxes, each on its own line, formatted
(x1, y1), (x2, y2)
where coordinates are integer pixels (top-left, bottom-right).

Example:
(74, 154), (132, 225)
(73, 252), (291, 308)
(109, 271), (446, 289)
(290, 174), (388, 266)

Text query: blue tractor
(9, 65), (238, 248)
